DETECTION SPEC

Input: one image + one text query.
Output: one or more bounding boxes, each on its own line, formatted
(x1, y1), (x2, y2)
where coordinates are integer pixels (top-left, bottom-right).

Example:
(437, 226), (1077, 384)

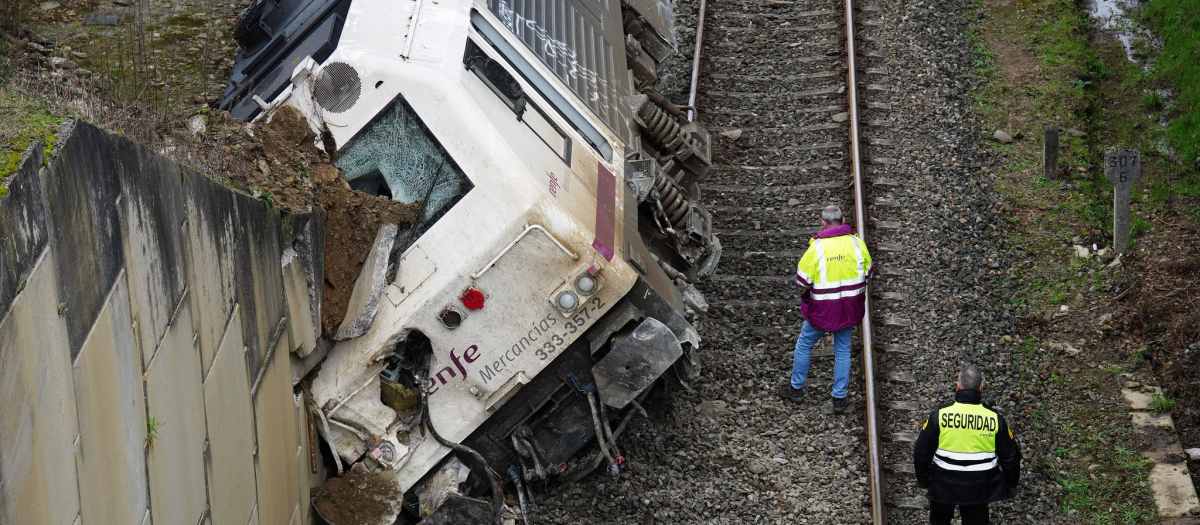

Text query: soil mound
(312, 466), (402, 525)
(180, 105), (417, 335)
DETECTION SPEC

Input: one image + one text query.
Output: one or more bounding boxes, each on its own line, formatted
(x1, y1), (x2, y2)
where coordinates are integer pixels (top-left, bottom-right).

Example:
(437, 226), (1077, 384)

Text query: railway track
(691, 0), (893, 521)
(537, 0), (1020, 521)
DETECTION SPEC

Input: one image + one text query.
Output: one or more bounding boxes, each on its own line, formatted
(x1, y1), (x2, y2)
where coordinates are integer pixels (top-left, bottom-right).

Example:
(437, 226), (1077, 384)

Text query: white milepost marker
(1104, 148), (1142, 254)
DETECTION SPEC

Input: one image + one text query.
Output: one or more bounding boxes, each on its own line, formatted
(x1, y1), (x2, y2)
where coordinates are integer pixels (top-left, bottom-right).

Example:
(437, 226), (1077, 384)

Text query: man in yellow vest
(913, 364), (1021, 524)
(779, 205), (873, 414)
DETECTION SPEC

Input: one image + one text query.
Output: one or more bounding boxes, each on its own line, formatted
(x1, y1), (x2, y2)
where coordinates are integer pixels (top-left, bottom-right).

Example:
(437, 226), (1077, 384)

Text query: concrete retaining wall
(0, 121), (323, 525)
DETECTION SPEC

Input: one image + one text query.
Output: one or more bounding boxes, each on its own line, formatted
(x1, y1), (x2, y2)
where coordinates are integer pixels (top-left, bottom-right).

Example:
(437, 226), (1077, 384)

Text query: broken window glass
(334, 95), (473, 246)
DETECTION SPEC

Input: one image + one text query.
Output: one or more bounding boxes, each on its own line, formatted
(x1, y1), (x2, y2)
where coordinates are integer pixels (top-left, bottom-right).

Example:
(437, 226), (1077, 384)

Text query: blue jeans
(791, 320), (852, 398)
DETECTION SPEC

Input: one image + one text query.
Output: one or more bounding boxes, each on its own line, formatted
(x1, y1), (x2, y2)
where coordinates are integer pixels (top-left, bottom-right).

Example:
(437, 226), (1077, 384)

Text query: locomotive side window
(464, 40), (526, 116)
(334, 94), (473, 250)
(464, 39), (570, 163)
(470, 9), (612, 161)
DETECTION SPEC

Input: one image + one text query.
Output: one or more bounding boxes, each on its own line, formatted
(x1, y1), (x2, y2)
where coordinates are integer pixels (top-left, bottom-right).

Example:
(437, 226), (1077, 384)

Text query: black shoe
(780, 383), (804, 403)
(832, 396), (851, 414)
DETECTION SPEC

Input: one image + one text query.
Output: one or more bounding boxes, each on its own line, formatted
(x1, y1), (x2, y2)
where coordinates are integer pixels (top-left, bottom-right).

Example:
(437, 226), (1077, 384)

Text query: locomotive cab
(220, 0), (719, 520)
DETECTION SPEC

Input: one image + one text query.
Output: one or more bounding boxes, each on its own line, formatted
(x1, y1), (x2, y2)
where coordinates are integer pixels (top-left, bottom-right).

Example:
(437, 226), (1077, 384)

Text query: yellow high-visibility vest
(932, 402), (1000, 471)
(795, 234), (871, 300)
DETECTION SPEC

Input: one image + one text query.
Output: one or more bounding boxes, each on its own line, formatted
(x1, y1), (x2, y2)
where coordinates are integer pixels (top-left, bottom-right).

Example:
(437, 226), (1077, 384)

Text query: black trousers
(929, 501), (989, 525)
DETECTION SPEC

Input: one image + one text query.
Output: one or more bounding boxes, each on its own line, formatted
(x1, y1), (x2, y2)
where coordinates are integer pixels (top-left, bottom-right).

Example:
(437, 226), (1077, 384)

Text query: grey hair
(959, 364), (983, 391)
(821, 205), (843, 224)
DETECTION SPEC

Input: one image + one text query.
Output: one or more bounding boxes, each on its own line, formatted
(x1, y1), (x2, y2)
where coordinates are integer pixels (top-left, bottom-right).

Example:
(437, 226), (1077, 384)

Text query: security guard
(913, 364), (1020, 525)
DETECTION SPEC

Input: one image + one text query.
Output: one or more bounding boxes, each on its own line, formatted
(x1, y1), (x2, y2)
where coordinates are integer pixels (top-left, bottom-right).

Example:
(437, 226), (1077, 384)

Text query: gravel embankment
(852, 0), (1066, 521)
(535, 0), (1068, 523)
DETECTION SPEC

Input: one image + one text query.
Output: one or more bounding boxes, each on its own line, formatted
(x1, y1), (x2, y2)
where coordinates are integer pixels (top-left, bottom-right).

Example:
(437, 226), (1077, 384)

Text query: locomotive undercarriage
(344, 278), (702, 524)
(619, 2), (721, 303)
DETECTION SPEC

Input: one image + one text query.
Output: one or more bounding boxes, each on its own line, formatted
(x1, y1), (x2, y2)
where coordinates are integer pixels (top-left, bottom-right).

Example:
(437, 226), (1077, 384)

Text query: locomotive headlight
(556, 291), (579, 311)
(575, 275), (597, 295)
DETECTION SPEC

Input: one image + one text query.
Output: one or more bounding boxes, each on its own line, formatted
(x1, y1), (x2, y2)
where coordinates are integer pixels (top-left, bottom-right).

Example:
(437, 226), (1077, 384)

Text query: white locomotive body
(221, 0), (719, 520)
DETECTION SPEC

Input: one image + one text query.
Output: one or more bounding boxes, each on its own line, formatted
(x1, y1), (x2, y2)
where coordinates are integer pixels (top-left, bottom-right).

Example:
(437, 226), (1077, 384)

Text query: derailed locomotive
(220, 0), (719, 521)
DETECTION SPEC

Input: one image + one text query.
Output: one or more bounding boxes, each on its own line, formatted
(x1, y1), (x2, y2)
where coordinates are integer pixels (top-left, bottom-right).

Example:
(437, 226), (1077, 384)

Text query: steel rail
(686, 0), (884, 518)
(844, 0), (886, 522)
(686, 0), (708, 122)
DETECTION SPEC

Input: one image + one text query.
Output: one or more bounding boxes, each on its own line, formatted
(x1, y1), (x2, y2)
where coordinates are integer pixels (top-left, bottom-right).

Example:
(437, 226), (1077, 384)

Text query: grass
(974, 0), (1188, 314)
(1, 0), (242, 196)
(1151, 392), (1176, 414)
(0, 89), (65, 197)
(1047, 373), (1158, 523)
(1142, 0), (1200, 176)
(974, 0), (1167, 520)
(145, 416), (163, 449)
(5, 0), (234, 153)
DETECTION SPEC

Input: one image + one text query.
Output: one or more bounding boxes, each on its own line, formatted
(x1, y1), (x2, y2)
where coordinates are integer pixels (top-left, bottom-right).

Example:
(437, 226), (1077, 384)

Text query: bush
(1, 0), (34, 84)
(0, 0), (32, 35)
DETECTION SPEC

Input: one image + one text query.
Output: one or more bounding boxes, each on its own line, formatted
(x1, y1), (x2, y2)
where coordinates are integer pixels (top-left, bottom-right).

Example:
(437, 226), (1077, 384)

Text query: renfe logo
(426, 345), (481, 395)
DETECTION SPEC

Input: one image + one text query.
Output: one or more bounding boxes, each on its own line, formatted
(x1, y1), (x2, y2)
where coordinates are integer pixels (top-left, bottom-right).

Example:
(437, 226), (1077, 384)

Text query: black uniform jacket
(913, 389), (1021, 505)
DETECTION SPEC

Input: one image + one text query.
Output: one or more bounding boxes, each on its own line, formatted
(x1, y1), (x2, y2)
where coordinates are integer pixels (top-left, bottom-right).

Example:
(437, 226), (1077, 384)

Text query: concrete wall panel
(72, 275), (149, 525)
(42, 122), (125, 357)
(203, 307), (257, 525)
(280, 212), (324, 357)
(254, 337), (301, 525)
(0, 145), (49, 323)
(0, 251), (81, 524)
(117, 142), (189, 368)
(283, 257), (318, 356)
(232, 192), (286, 378)
(144, 300), (207, 525)
(183, 173), (239, 377)
(0, 120), (314, 525)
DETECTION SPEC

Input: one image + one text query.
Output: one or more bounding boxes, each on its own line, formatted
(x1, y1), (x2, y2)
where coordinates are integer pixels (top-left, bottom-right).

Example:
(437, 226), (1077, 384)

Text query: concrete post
(1104, 148), (1142, 254)
(1043, 125), (1058, 180)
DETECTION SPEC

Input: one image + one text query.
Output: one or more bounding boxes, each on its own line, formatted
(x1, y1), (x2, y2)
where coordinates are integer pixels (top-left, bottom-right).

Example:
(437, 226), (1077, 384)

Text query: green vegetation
(1143, 0), (1200, 177)
(1151, 392), (1176, 413)
(972, 0), (1195, 313)
(145, 416), (163, 449)
(1014, 327), (1160, 522)
(0, 90), (64, 197)
(1030, 365), (1159, 523)
(251, 187), (274, 208)
(4, 0), (231, 151)
(974, 0), (1169, 520)
(1058, 441), (1157, 523)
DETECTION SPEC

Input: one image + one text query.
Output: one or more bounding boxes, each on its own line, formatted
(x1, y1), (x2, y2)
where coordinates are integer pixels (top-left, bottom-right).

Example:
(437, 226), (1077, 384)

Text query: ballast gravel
(535, 0), (1069, 523)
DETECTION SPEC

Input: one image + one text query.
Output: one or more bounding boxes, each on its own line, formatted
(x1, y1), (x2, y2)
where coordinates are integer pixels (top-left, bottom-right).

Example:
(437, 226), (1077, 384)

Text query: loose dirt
(312, 465), (402, 525)
(1123, 226), (1200, 470)
(313, 161), (417, 335)
(9, 4), (418, 336)
(173, 105), (417, 336)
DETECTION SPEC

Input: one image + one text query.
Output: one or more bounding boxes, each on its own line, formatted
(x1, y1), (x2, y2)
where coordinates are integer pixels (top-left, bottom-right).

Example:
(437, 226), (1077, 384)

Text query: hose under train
(419, 368), (503, 525)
